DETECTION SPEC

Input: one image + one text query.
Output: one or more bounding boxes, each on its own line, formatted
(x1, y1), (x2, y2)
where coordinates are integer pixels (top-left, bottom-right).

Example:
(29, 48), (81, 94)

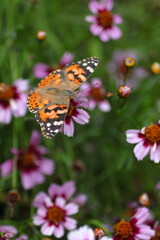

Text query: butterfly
(27, 57), (99, 138)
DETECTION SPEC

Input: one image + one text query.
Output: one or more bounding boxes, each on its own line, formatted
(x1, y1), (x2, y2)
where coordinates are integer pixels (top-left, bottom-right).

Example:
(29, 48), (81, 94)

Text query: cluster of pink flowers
(0, 225), (27, 240)
(33, 181), (87, 238)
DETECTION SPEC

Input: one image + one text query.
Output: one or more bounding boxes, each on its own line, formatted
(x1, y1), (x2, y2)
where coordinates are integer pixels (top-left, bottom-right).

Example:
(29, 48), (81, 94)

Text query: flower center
(90, 87), (105, 101)
(145, 125), (160, 143)
(67, 102), (75, 116)
(0, 83), (14, 102)
(20, 152), (35, 168)
(114, 220), (132, 239)
(97, 10), (113, 28)
(47, 206), (65, 224)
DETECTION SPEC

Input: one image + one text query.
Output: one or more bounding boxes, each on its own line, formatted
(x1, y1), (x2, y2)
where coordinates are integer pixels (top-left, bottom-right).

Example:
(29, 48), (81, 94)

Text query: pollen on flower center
(114, 220), (132, 238)
(145, 125), (160, 143)
(0, 83), (14, 102)
(47, 206), (65, 224)
(97, 10), (113, 28)
(67, 102), (75, 116)
(20, 152), (35, 168)
(90, 87), (105, 101)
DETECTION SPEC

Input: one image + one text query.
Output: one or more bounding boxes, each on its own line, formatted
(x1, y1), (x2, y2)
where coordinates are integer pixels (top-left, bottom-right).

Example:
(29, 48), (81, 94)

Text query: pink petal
(64, 202), (79, 215)
(39, 158), (55, 175)
(88, 99), (96, 110)
(126, 130), (143, 144)
(134, 141), (151, 160)
(53, 225), (64, 238)
(99, 29), (110, 42)
(21, 170), (44, 190)
(41, 222), (55, 236)
(13, 79), (29, 92)
(0, 106), (12, 124)
(33, 215), (46, 225)
(90, 23), (103, 36)
(101, 0), (113, 11)
(85, 15), (97, 23)
(113, 14), (123, 24)
(72, 109), (90, 125)
(33, 192), (48, 208)
(61, 181), (76, 199)
(63, 118), (74, 137)
(63, 217), (77, 230)
(150, 145), (160, 163)
(15, 234), (28, 240)
(48, 183), (61, 199)
(109, 25), (122, 40)
(91, 78), (102, 87)
(1, 160), (13, 176)
(60, 52), (74, 67)
(98, 100), (111, 112)
(88, 1), (100, 14)
(72, 193), (88, 206)
(11, 97), (27, 117)
(0, 226), (18, 235)
(33, 63), (49, 78)
(55, 197), (66, 208)
(29, 130), (41, 146)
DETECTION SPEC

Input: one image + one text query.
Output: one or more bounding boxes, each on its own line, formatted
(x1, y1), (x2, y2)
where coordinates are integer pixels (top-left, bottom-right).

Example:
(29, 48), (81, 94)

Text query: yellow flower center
(90, 87), (105, 101)
(47, 206), (65, 224)
(97, 10), (113, 28)
(0, 83), (14, 101)
(114, 220), (132, 238)
(145, 125), (160, 143)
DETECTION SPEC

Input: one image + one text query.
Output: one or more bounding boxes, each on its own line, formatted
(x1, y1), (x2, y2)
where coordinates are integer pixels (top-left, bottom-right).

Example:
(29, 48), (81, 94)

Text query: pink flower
(0, 79), (29, 124)
(33, 196), (79, 238)
(67, 225), (112, 240)
(126, 121), (160, 163)
(33, 52), (74, 78)
(59, 95), (90, 137)
(0, 226), (17, 239)
(114, 207), (155, 240)
(1, 130), (55, 189)
(80, 78), (111, 112)
(33, 181), (87, 208)
(106, 49), (148, 89)
(85, 0), (123, 42)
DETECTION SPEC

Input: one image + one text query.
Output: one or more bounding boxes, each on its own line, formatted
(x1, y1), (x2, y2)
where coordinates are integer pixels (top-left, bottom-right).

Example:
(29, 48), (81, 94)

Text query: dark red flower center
(19, 151), (35, 168)
(0, 83), (14, 102)
(47, 206), (65, 224)
(90, 87), (105, 101)
(97, 10), (113, 28)
(114, 220), (132, 238)
(145, 125), (160, 143)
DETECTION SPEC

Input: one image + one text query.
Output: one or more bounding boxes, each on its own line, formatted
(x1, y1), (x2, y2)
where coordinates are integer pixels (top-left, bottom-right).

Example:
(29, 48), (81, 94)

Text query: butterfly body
(27, 57), (99, 138)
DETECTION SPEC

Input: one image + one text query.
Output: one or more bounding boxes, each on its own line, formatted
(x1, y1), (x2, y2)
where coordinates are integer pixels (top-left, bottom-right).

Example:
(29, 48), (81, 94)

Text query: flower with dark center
(0, 79), (29, 124)
(126, 121), (160, 163)
(85, 0), (123, 42)
(80, 78), (111, 112)
(0, 131), (55, 189)
(33, 196), (79, 238)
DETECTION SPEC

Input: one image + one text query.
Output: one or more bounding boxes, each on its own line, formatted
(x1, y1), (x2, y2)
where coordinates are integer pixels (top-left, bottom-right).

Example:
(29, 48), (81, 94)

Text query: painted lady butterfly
(27, 57), (99, 138)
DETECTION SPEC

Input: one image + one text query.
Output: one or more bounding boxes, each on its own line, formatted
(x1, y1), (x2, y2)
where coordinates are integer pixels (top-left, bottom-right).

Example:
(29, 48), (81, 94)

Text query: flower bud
(117, 85), (132, 98)
(138, 193), (150, 206)
(36, 30), (47, 41)
(150, 62), (160, 74)
(94, 228), (106, 240)
(124, 57), (135, 68)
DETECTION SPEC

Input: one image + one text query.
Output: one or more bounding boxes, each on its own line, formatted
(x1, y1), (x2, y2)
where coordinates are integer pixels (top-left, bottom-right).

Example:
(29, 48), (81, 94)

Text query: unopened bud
(94, 228), (106, 240)
(7, 190), (21, 204)
(36, 30), (47, 41)
(124, 57), (135, 68)
(138, 193), (150, 206)
(106, 91), (114, 98)
(117, 85), (132, 98)
(72, 160), (85, 173)
(150, 62), (160, 74)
